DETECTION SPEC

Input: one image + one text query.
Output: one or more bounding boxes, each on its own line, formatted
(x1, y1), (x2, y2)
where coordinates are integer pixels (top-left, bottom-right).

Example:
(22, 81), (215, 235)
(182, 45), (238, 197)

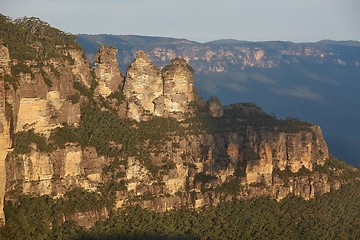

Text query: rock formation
(94, 45), (124, 97)
(0, 30), (99, 224)
(207, 96), (224, 117)
(0, 45), (11, 225)
(156, 58), (196, 119)
(0, 19), (357, 228)
(5, 146), (108, 197)
(123, 50), (163, 121)
(0, 44), (341, 210)
(123, 51), (195, 121)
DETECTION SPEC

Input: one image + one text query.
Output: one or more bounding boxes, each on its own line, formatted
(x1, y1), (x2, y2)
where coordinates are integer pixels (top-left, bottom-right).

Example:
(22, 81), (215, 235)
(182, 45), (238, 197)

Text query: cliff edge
(0, 15), (358, 228)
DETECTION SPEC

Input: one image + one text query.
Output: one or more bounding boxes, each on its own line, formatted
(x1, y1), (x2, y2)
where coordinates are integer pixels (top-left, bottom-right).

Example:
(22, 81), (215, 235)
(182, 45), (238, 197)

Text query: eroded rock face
(0, 46), (12, 225)
(0, 45), (94, 224)
(12, 49), (90, 136)
(123, 51), (195, 121)
(158, 58), (195, 119)
(94, 46), (124, 97)
(0, 43), (346, 228)
(68, 49), (93, 89)
(109, 124), (331, 210)
(5, 146), (108, 198)
(123, 50), (163, 121)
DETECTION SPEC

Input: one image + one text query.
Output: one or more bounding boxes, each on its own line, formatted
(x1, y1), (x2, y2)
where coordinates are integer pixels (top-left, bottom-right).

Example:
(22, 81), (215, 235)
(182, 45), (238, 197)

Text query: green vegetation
(76, 104), (137, 156)
(273, 165), (312, 179)
(1, 181), (359, 240)
(194, 172), (217, 184)
(59, 188), (109, 215)
(219, 103), (313, 133)
(67, 93), (81, 104)
(314, 155), (359, 181)
(185, 102), (313, 136)
(39, 68), (53, 88)
(49, 123), (80, 149)
(0, 189), (108, 240)
(42, 75), (53, 88)
(14, 129), (52, 154)
(4, 101), (13, 121)
(4, 74), (19, 90)
(73, 81), (93, 99)
(108, 90), (125, 105)
(0, 15), (80, 61)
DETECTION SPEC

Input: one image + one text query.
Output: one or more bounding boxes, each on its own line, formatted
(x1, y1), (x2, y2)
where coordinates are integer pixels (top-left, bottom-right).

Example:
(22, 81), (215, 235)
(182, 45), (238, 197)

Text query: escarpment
(0, 45), (12, 225)
(0, 16), (358, 228)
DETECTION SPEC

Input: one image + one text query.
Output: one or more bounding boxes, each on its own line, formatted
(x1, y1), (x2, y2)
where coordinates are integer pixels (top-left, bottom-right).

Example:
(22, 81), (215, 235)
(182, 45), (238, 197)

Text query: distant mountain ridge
(77, 34), (360, 167)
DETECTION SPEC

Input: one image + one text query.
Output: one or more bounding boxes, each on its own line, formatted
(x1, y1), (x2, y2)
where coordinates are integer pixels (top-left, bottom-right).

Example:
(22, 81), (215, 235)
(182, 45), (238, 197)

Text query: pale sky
(0, 0), (359, 43)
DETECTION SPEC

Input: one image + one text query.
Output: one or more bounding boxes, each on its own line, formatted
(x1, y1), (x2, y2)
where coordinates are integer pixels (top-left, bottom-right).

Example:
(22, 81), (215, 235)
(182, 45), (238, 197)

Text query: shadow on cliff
(75, 232), (200, 240)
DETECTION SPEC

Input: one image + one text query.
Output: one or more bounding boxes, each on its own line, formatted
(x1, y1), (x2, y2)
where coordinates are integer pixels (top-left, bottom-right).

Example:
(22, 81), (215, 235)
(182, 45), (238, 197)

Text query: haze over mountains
(77, 34), (360, 167)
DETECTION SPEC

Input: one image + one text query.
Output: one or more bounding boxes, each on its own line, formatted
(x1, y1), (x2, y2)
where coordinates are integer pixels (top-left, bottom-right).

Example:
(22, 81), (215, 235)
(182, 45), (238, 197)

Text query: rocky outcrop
(0, 30), (353, 228)
(5, 145), (108, 198)
(68, 49), (93, 89)
(112, 124), (331, 210)
(207, 96), (223, 117)
(155, 58), (195, 119)
(8, 47), (94, 137)
(123, 50), (163, 121)
(65, 207), (109, 229)
(0, 46), (11, 225)
(94, 45), (124, 97)
(0, 42), (96, 224)
(123, 51), (195, 121)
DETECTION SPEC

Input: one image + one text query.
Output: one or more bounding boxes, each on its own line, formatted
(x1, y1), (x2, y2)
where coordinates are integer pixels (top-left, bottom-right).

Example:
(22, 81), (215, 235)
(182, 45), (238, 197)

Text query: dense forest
(0, 181), (359, 240)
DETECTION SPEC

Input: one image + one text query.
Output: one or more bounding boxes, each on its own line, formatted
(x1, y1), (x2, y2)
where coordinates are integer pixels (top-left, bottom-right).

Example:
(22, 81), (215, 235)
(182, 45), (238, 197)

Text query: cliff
(0, 45), (12, 225)
(0, 16), (358, 228)
(123, 51), (195, 121)
(77, 35), (360, 169)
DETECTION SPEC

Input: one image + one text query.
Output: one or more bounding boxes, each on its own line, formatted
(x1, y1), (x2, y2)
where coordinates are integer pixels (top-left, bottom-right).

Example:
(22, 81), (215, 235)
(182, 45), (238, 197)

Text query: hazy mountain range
(77, 35), (360, 167)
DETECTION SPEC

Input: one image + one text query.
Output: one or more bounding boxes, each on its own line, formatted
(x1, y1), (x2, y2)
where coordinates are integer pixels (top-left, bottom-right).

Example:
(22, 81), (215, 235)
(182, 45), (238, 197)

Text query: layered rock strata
(155, 58), (195, 119)
(123, 50), (163, 121)
(0, 46), (11, 225)
(94, 45), (124, 97)
(113, 124), (330, 211)
(123, 51), (195, 121)
(0, 41), (350, 228)
(5, 146), (108, 198)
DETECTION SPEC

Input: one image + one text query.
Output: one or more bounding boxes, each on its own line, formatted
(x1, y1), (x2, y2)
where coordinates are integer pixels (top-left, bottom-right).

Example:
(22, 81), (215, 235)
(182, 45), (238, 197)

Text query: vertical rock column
(123, 50), (163, 121)
(159, 58), (195, 119)
(94, 45), (124, 97)
(0, 46), (12, 225)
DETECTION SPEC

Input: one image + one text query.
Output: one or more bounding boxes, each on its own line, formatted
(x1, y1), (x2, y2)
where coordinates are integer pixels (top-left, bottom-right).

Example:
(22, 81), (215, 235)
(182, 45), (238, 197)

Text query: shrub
(14, 129), (52, 154)
(66, 93), (81, 104)
(194, 172), (217, 184)
(49, 123), (80, 149)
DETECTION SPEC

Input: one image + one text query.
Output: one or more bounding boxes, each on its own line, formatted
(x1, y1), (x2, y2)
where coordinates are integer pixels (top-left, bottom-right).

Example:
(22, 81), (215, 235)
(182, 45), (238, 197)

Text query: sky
(0, 0), (359, 43)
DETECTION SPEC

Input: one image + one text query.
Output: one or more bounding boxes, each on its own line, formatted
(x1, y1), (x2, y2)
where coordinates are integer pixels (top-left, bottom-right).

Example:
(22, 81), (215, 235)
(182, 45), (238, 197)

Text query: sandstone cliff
(94, 45), (124, 97)
(0, 17), (358, 228)
(0, 41), (350, 225)
(0, 45), (12, 225)
(123, 51), (195, 121)
(123, 50), (163, 121)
